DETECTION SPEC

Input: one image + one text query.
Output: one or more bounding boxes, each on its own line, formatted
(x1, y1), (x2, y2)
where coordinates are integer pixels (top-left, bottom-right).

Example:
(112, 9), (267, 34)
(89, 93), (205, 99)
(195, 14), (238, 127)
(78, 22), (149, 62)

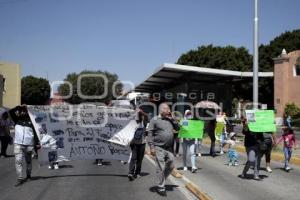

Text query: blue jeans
(182, 139), (196, 169)
(284, 147), (292, 168)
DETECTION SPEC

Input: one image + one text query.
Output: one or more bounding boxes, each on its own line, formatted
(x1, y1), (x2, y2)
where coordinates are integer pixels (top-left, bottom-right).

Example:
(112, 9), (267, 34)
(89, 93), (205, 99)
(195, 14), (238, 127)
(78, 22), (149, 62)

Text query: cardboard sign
(246, 110), (276, 133)
(27, 105), (137, 165)
(179, 120), (204, 139)
(215, 122), (225, 136)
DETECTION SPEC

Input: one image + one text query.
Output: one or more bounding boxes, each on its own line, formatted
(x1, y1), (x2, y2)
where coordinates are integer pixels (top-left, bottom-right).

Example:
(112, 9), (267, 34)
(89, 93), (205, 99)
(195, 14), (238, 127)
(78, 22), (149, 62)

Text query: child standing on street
(226, 132), (239, 166)
(277, 127), (297, 172)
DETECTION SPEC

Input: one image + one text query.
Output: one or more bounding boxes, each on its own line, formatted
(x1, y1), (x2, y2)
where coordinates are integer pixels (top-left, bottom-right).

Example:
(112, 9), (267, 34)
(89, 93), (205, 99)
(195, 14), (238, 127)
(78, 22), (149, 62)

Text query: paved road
(0, 146), (188, 200)
(175, 145), (300, 200)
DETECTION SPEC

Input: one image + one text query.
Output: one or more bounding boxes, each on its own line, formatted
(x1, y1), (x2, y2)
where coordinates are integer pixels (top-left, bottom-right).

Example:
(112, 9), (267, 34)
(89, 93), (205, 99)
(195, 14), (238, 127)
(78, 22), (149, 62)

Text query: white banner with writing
(27, 104), (137, 165)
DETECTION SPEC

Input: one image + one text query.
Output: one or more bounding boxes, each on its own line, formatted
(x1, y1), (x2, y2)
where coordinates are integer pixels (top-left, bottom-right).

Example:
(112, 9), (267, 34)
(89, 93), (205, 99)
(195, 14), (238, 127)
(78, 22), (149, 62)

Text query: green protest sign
(247, 110), (276, 133)
(179, 120), (204, 139)
(215, 122), (225, 136)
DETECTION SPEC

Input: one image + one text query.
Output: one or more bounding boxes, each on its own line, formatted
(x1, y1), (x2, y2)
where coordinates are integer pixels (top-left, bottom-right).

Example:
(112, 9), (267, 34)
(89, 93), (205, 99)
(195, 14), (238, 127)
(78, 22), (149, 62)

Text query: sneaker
(134, 174), (142, 179)
(54, 164), (59, 170)
(220, 151), (224, 155)
(48, 165), (53, 170)
(183, 167), (188, 171)
(120, 160), (127, 165)
(285, 166), (291, 172)
(191, 168), (197, 173)
(197, 153), (202, 157)
(97, 161), (103, 166)
(234, 162), (239, 166)
(266, 166), (272, 173)
(253, 176), (261, 181)
(240, 173), (246, 179)
(128, 174), (135, 181)
(14, 179), (24, 187)
(156, 187), (167, 197)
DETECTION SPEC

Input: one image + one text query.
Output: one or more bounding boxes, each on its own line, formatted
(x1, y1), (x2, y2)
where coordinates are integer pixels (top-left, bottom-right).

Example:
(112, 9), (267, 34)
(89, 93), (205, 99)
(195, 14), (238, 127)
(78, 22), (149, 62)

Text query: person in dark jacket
(240, 118), (261, 180)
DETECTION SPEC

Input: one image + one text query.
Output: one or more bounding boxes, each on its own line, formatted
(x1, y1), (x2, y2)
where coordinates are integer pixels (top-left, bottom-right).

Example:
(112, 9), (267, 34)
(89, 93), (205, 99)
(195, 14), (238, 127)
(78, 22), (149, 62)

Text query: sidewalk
(170, 143), (300, 200)
(202, 137), (300, 166)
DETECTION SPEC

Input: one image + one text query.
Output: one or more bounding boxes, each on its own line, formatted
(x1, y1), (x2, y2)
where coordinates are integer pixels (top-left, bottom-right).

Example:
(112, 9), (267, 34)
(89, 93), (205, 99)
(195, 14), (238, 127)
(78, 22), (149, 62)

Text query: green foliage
(285, 102), (300, 120)
(21, 76), (51, 105)
(177, 45), (252, 71)
(58, 70), (122, 104)
(176, 29), (300, 108)
(177, 44), (253, 101)
(259, 29), (300, 72)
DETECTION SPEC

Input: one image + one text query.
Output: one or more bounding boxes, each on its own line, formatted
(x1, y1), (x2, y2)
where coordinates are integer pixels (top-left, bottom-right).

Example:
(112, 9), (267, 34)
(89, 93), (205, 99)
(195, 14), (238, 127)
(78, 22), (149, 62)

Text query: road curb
(145, 152), (213, 200)
(202, 139), (300, 166)
(185, 183), (213, 200)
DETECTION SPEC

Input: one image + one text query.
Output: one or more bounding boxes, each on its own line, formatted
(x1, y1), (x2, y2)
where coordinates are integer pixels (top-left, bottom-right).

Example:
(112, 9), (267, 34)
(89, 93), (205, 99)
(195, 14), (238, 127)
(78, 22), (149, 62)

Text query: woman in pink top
(277, 127), (297, 172)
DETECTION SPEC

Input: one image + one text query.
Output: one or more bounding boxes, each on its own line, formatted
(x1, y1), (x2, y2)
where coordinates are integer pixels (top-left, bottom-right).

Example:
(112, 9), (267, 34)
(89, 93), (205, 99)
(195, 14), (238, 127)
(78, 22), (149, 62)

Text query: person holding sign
(147, 103), (179, 196)
(240, 117), (261, 180)
(246, 110), (277, 173)
(9, 105), (41, 187)
(179, 110), (204, 173)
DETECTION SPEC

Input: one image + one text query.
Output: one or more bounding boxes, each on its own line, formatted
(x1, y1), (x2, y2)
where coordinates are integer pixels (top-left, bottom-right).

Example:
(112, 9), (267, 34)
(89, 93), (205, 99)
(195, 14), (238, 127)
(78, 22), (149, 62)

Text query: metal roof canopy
(134, 63), (274, 93)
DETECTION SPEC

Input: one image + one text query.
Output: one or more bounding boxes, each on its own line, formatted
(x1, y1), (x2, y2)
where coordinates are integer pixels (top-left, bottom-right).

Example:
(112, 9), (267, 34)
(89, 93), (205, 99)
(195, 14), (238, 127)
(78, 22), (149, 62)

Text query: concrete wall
(0, 62), (21, 108)
(274, 50), (300, 119)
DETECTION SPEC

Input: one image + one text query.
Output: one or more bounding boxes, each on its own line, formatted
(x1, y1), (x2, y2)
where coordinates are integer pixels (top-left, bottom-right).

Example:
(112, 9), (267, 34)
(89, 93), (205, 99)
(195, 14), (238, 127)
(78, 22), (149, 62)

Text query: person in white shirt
(9, 105), (40, 187)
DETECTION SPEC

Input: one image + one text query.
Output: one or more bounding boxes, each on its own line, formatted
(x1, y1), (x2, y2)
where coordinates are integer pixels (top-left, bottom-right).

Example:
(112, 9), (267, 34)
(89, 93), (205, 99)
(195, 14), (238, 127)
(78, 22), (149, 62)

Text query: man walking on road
(9, 105), (40, 187)
(148, 103), (179, 196)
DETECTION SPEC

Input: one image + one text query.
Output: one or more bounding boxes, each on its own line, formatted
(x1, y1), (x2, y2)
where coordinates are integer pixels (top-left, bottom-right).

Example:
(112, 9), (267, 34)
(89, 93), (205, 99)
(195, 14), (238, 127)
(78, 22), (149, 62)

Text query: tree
(176, 29), (300, 107)
(258, 29), (300, 107)
(21, 76), (51, 105)
(58, 70), (122, 104)
(177, 45), (253, 71)
(177, 45), (253, 101)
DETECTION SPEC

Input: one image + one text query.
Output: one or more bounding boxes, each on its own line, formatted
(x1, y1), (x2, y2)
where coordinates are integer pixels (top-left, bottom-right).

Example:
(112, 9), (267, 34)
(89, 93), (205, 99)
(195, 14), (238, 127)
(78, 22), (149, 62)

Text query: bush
(284, 103), (300, 126)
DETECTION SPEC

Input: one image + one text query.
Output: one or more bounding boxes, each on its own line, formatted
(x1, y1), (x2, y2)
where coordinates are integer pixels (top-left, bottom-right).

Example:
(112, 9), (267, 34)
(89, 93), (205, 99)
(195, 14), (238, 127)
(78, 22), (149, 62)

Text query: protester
(194, 138), (202, 157)
(148, 103), (179, 196)
(241, 117), (261, 180)
(207, 119), (217, 157)
(0, 112), (13, 158)
(258, 132), (276, 173)
(9, 105), (40, 186)
(172, 111), (181, 157)
(181, 110), (197, 173)
(216, 112), (227, 155)
(128, 109), (148, 181)
(277, 127), (297, 172)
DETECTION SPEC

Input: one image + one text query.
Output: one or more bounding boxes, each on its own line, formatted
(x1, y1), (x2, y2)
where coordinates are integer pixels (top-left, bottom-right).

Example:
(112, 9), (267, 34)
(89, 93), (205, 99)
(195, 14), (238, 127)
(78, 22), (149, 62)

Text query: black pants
(0, 136), (9, 156)
(129, 143), (146, 175)
(208, 132), (216, 155)
(260, 143), (272, 163)
(173, 134), (180, 154)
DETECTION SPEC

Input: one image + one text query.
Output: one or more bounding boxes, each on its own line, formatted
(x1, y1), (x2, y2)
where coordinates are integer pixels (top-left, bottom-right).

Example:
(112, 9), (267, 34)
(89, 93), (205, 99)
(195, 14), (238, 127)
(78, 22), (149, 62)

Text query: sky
(0, 0), (299, 87)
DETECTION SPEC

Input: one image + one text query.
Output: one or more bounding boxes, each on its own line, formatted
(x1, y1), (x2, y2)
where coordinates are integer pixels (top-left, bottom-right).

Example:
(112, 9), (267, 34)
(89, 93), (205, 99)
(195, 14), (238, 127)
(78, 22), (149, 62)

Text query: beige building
(274, 50), (300, 122)
(0, 62), (21, 108)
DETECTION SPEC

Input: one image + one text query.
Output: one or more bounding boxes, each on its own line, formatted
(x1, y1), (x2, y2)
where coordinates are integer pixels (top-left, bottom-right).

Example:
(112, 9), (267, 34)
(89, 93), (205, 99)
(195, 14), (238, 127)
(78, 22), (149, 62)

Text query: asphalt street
(175, 145), (300, 200)
(0, 146), (189, 200)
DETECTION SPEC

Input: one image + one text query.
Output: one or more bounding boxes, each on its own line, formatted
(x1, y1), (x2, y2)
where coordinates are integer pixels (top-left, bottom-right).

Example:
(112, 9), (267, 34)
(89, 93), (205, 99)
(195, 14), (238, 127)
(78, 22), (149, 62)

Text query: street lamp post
(253, 0), (259, 109)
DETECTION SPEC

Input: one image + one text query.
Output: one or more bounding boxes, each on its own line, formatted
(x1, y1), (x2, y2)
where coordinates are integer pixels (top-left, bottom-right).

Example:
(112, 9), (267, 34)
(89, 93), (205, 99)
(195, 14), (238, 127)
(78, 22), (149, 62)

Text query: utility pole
(253, 0), (259, 109)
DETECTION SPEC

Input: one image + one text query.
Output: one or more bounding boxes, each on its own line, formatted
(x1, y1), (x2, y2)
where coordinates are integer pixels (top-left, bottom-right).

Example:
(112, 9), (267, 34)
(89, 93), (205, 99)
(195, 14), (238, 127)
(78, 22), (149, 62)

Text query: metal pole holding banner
(253, 0), (259, 109)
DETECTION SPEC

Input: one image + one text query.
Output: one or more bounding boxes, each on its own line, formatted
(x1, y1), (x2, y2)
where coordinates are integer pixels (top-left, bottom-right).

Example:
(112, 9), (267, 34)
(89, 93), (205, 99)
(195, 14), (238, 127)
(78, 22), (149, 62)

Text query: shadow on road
(149, 184), (179, 193)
